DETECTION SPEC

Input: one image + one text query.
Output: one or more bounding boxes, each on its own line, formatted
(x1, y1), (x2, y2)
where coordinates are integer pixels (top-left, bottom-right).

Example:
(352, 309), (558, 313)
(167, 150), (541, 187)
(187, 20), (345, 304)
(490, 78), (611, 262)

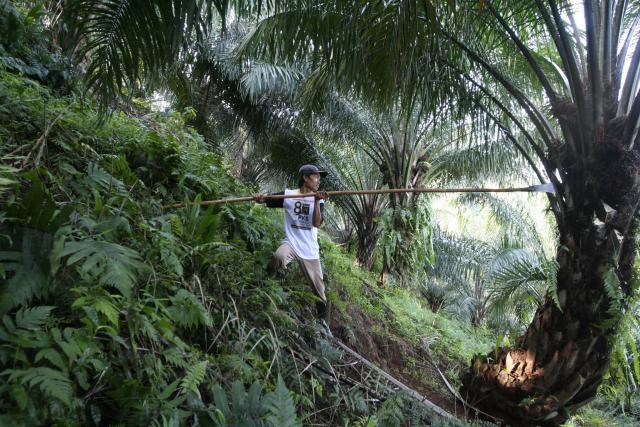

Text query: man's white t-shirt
(282, 189), (324, 260)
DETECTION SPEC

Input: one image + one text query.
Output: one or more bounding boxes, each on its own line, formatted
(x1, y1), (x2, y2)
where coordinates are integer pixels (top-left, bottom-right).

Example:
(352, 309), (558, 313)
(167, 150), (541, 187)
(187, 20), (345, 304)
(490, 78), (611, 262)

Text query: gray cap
(298, 164), (327, 176)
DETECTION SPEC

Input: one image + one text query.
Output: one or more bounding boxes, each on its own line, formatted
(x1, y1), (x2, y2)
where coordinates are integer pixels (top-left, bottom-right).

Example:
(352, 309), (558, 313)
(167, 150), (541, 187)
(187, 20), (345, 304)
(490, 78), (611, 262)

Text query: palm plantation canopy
(2, 0), (640, 425)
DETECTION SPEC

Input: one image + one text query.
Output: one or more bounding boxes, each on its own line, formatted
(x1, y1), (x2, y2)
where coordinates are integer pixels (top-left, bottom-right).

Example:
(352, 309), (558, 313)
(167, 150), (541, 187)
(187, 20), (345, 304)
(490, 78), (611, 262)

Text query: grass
(383, 288), (493, 364)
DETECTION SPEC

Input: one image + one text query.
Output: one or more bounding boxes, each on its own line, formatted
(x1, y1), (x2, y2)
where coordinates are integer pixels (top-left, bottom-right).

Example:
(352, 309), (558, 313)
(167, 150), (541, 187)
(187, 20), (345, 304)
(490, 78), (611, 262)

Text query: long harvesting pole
(164, 183), (554, 209)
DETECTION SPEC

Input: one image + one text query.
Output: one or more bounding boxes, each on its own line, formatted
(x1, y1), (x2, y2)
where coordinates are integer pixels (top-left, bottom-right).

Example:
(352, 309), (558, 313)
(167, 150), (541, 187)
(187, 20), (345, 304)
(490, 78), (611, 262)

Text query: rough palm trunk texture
(461, 130), (640, 425)
(356, 204), (381, 270)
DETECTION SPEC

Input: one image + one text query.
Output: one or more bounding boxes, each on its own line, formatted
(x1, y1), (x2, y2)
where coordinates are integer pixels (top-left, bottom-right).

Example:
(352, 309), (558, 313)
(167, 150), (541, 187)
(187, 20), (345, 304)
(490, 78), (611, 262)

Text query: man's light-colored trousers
(271, 242), (326, 302)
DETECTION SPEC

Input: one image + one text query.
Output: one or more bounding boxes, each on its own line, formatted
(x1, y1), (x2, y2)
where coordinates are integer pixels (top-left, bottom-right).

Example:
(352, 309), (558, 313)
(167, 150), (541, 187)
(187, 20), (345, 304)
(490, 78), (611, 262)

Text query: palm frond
(240, 62), (304, 103)
(429, 135), (529, 186)
(485, 248), (557, 327)
(69, 0), (217, 108)
(429, 228), (494, 288)
(456, 192), (545, 250)
(236, 1), (453, 112)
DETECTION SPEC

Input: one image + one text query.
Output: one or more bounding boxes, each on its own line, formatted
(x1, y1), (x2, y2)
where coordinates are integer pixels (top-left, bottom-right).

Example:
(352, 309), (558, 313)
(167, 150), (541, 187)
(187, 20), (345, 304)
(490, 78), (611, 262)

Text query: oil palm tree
(236, 0), (640, 424)
(313, 143), (388, 270)
(309, 94), (439, 278)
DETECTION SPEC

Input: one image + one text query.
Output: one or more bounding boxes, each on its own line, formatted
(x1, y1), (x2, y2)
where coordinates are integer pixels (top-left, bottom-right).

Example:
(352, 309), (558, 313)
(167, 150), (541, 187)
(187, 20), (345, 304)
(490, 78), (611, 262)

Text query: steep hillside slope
(0, 70), (495, 426)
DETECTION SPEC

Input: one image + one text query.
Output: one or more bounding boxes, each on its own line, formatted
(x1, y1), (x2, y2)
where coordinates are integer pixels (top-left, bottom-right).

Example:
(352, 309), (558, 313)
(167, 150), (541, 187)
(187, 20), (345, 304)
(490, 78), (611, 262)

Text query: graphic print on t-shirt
(292, 200), (312, 230)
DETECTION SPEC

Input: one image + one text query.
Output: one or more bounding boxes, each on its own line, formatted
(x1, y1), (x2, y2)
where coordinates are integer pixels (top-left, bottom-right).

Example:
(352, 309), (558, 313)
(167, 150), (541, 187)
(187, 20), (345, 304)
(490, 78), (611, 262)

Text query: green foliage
(3, 367), (73, 407)
(563, 396), (640, 427)
(0, 1), (72, 89)
(14, 306), (55, 330)
(602, 267), (625, 325)
(59, 239), (146, 299)
(428, 194), (557, 334)
(375, 393), (405, 426)
(384, 289), (492, 364)
(379, 204), (434, 285)
(2, 64), (456, 425)
(209, 376), (300, 427)
(169, 289), (212, 330)
(11, 4), (634, 424)
(264, 376), (301, 427)
(599, 275), (640, 418)
(180, 360), (207, 397)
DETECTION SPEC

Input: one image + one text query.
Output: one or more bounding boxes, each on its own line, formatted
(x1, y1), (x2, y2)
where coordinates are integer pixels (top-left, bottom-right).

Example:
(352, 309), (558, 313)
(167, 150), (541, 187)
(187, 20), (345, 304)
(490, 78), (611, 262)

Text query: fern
(59, 239), (146, 299)
(84, 162), (128, 197)
(51, 327), (84, 364)
(180, 360), (207, 398)
(168, 289), (212, 329)
(162, 348), (191, 369)
(375, 393), (405, 427)
(0, 228), (57, 313)
(3, 367), (73, 407)
(92, 297), (120, 326)
(35, 348), (67, 372)
(603, 267), (624, 323)
(265, 376), (300, 427)
(15, 306), (55, 330)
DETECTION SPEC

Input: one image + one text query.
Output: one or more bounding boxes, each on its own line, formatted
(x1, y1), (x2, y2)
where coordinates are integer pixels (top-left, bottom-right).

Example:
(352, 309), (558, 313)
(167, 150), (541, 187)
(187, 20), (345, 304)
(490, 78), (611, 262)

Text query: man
(253, 164), (330, 331)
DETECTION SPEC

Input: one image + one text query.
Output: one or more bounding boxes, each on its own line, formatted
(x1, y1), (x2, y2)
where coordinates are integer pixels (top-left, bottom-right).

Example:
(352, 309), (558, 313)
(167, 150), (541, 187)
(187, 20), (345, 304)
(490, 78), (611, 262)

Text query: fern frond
(51, 327), (83, 363)
(0, 229), (55, 313)
(168, 289), (212, 329)
(15, 306), (55, 330)
(35, 348), (67, 372)
(265, 375), (300, 427)
(85, 162), (128, 196)
(162, 348), (191, 369)
(92, 297), (120, 326)
(603, 268), (624, 322)
(3, 367), (73, 407)
(376, 393), (405, 427)
(59, 239), (146, 299)
(180, 360), (207, 398)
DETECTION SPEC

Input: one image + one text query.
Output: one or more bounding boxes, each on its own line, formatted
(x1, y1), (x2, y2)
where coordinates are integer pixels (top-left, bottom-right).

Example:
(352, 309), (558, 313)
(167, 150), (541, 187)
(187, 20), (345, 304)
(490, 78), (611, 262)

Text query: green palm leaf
(485, 248), (557, 325)
(68, 0), (217, 108)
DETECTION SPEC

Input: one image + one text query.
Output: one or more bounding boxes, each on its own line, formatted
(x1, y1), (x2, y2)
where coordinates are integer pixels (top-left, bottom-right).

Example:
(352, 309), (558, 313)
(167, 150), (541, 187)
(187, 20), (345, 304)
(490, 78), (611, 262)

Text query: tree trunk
(356, 213), (380, 270)
(461, 129), (640, 425)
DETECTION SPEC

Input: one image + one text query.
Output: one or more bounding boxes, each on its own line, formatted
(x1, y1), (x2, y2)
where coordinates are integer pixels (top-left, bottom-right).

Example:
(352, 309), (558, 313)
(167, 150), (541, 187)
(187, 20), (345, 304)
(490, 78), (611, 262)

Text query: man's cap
(298, 164), (327, 176)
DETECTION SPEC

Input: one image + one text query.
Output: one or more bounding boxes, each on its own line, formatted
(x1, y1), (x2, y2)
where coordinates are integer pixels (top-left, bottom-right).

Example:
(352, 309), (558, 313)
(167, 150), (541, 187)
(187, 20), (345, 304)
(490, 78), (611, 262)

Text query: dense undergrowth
(0, 67), (491, 426)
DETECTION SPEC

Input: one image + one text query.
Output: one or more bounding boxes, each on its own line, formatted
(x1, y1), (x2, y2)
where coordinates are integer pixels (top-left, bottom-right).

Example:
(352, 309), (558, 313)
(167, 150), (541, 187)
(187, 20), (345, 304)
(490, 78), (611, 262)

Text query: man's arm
(253, 192), (284, 208)
(312, 192), (328, 227)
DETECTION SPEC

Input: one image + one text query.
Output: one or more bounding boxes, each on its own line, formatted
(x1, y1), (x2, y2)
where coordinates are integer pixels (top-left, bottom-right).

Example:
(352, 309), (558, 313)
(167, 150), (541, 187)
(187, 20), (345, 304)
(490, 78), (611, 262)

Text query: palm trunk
(356, 222), (380, 270)
(461, 129), (640, 425)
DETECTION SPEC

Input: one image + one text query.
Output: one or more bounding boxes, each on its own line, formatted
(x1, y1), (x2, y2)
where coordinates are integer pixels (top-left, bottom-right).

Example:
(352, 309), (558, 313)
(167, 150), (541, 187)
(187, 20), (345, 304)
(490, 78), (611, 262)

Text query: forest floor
(331, 305), (466, 417)
(332, 302), (464, 418)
